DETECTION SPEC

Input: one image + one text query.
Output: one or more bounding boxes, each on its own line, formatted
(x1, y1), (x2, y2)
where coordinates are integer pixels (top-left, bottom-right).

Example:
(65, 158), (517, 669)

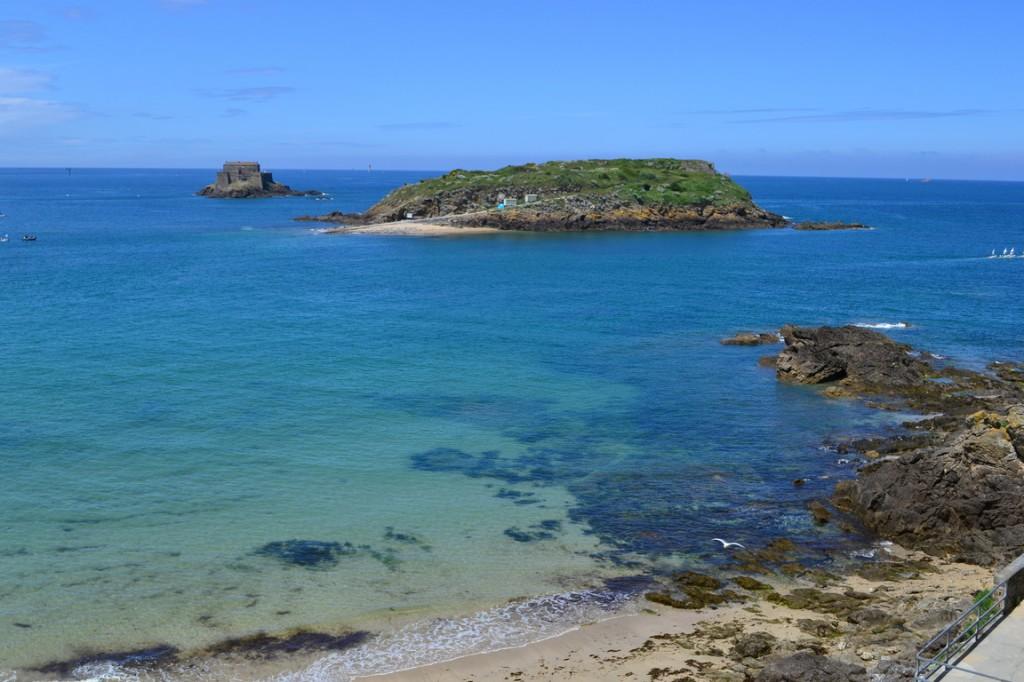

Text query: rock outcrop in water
(198, 161), (319, 198)
(721, 331), (781, 346)
(296, 158), (787, 231)
(769, 325), (1024, 565)
(834, 407), (1024, 566)
(792, 221), (872, 231)
(775, 325), (928, 388)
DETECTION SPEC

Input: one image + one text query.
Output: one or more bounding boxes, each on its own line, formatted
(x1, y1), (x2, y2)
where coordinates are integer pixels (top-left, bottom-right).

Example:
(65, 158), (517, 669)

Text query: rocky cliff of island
(198, 161), (320, 198)
(297, 158), (786, 231)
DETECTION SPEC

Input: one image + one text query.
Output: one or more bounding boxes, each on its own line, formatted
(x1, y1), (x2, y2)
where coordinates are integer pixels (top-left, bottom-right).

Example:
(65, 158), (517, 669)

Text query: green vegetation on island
(297, 158), (786, 231)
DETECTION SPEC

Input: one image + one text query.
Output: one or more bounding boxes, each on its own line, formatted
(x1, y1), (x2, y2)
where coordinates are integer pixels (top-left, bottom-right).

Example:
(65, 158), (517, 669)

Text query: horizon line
(1, 166), (1022, 184)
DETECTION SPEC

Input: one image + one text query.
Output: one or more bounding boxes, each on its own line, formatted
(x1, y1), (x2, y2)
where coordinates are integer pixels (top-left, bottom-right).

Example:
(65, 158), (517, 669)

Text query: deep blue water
(0, 169), (1022, 676)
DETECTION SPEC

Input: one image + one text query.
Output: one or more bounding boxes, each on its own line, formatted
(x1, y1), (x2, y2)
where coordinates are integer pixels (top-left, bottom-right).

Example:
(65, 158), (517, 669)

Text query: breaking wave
(280, 587), (640, 681)
(852, 322), (910, 330)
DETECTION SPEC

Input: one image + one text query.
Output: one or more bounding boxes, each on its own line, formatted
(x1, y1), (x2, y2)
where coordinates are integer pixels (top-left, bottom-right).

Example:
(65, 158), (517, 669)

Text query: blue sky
(1, 0), (1022, 178)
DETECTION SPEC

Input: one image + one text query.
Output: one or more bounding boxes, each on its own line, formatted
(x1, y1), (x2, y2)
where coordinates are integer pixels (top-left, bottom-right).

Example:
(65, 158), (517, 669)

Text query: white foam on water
(276, 588), (638, 682)
(29, 589), (638, 681)
(852, 322), (909, 330)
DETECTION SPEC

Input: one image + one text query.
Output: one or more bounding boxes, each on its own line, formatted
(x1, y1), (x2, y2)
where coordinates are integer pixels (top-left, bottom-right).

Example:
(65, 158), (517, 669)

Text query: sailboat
(0, 234), (8, 243)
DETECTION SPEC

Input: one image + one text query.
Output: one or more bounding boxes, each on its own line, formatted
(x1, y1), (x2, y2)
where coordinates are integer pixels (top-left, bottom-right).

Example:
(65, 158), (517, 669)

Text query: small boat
(0, 234), (8, 243)
(21, 234), (37, 242)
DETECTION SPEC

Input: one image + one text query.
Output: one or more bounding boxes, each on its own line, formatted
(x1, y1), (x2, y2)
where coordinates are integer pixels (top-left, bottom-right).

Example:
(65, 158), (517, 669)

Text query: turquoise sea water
(1, 170), (1023, 678)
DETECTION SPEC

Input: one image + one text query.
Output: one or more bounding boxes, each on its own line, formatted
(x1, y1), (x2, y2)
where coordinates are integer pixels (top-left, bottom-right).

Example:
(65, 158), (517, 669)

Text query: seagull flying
(712, 538), (745, 550)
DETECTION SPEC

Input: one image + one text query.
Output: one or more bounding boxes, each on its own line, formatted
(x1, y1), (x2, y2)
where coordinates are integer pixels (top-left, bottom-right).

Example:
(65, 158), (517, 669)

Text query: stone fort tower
(212, 161), (275, 192)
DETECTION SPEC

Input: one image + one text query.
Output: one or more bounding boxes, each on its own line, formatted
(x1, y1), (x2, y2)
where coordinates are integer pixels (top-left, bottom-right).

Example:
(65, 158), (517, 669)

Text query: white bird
(712, 538), (745, 550)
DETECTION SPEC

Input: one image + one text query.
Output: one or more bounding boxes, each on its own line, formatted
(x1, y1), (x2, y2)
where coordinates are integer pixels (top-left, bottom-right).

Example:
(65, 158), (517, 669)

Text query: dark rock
(198, 162), (320, 199)
(730, 632), (776, 659)
(796, 618), (839, 638)
(734, 576), (772, 591)
(854, 559), (935, 582)
(870, 659), (916, 681)
(846, 607), (894, 626)
(645, 591), (692, 609)
(766, 588), (866, 616)
(721, 331), (781, 346)
(792, 221), (871, 231)
(674, 571), (723, 590)
(767, 328), (1024, 566)
(775, 325), (928, 388)
(807, 500), (832, 525)
(832, 418), (1024, 565)
(755, 652), (867, 681)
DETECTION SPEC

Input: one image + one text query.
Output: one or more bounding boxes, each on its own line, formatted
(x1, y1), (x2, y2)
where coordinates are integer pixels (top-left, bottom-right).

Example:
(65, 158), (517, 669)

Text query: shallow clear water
(0, 169), (1022, 676)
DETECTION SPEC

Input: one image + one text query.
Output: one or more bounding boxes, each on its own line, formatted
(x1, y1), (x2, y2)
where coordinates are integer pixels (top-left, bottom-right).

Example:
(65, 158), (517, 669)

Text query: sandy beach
(364, 546), (992, 681)
(322, 219), (501, 237)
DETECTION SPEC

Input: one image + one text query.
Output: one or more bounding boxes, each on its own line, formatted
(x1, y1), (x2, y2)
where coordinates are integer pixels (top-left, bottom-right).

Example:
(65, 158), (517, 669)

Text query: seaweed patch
(384, 527), (432, 551)
(202, 629), (372, 659)
(254, 540), (356, 568)
(504, 519), (563, 543)
(254, 539), (411, 571)
(495, 488), (540, 505)
(357, 544), (402, 571)
(33, 645), (179, 677)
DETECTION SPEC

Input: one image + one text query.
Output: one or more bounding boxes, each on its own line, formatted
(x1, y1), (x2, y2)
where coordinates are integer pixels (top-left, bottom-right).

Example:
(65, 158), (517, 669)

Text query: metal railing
(915, 581), (1009, 681)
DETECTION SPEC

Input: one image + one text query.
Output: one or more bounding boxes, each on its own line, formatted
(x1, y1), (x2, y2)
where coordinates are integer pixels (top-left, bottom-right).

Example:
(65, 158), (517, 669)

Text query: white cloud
(0, 96), (77, 131)
(0, 67), (53, 93)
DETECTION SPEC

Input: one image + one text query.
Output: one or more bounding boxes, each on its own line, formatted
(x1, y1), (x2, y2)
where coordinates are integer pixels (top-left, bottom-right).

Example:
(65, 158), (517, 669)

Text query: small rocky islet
(198, 161), (321, 198)
(792, 221), (872, 231)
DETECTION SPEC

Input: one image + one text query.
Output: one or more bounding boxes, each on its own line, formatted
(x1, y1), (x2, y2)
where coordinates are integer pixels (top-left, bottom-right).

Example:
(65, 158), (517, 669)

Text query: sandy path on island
(322, 218), (500, 237)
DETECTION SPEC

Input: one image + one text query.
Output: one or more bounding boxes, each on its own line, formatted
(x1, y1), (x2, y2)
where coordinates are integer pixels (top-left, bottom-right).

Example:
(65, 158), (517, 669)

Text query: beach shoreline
(320, 219), (501, 237)
(363, 547), (992, 681)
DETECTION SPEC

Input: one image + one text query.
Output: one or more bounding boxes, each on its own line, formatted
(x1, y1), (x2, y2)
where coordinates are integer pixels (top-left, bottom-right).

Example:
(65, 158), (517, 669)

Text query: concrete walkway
(943, 604), (1024, 681)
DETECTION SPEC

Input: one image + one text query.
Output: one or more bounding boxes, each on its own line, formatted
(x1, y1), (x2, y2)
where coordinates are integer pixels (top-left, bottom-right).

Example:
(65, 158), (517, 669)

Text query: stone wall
(214, 162), (263, 191)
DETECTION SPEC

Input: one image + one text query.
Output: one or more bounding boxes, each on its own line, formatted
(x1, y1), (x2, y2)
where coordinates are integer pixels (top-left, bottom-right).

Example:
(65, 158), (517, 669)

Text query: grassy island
(298, 158), (786, 232)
